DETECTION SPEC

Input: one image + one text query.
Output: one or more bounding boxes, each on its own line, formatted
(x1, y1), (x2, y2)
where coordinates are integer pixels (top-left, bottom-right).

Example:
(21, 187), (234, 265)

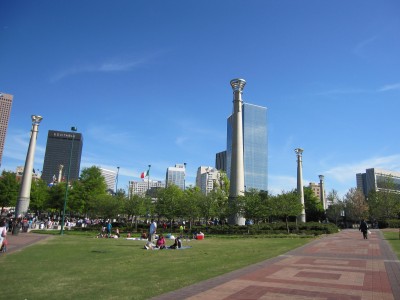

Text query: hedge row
(74, 221), (339, 236)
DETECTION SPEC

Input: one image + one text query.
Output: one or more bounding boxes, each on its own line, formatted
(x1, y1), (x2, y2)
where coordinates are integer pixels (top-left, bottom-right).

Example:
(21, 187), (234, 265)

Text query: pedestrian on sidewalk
(359, 219), (368, 239)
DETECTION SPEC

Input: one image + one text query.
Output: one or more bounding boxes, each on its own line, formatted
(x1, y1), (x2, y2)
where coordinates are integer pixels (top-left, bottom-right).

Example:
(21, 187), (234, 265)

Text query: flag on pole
(140, 170), (149, 179)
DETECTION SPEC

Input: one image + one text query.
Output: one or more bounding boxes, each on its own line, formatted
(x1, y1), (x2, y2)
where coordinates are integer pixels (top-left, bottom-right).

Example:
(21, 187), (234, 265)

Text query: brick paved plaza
(153, 229), (400, 300)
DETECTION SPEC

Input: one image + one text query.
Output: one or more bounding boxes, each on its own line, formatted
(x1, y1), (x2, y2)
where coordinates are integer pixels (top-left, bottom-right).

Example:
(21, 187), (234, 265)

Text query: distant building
(227, 102), (268, 191)
(128, 180), (164, 197)
(99, 168), (117, 193)
(15, 166), (41, 182)
(309, 182), (326, 205)
(215, 151), (227, 172)
(196, 166), (220, 195)
(0, 92), (13, 167)
(166, 163), (186, 190)
(356, 168), (400, 197)
(41, 130), (83, 185)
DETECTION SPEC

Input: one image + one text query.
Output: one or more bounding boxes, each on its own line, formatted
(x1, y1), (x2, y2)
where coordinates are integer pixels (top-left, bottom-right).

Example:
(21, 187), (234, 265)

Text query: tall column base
(297, 214), (306, 223)
(15, 196), (30, 218)
(228, 196), (246, 225)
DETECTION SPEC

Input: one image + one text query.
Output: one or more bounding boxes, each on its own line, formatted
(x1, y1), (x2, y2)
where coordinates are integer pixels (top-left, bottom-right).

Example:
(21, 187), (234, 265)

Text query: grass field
(0, 234), (312, 299)
(383, 229), (400, 259)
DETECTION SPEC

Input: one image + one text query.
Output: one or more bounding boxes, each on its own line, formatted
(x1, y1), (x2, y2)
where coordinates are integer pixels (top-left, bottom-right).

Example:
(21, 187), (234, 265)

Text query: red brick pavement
(152, 229), (400, 300)
(0, 232), (52, 255)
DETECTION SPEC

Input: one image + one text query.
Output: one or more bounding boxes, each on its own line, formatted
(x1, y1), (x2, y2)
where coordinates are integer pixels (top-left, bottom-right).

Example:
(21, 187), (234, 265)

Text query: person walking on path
(359, 219), (368, 239)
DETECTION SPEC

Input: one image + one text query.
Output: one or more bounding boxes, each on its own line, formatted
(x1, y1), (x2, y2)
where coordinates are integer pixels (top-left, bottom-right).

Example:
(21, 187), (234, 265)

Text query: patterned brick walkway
(153, 229), (400, 300)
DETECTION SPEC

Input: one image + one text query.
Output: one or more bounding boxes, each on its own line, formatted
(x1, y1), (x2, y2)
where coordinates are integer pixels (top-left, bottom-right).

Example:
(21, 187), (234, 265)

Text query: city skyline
(1, 1), (400, 198)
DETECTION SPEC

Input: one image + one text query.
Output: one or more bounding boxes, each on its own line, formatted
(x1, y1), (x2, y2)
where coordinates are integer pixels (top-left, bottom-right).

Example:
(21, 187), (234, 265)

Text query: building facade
(356, 168), (400, 197)
(227, 102), (268, 191)
(99, 168), (117, 193)
(215, 150), (227, 172)
(166, 163), (186, 190)
(0, 92), (13, 167)
(41, 130), (83, 185)
(128, 180), (164, 197)
(196, 166), (220, 195)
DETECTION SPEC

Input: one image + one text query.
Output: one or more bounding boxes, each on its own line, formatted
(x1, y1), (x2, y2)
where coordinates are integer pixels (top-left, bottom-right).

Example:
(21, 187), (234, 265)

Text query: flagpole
(147, 164), (151, 195)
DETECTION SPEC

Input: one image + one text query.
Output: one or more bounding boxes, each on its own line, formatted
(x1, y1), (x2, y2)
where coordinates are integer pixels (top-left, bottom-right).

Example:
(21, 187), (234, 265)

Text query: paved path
(153, 229), (400, 300)
(1, 232), (52, 254)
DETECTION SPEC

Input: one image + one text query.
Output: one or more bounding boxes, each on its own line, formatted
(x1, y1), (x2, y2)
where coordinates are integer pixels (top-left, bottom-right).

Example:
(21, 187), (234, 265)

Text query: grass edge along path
(0, 234), (313, 299)
(383, 229), (400, 259)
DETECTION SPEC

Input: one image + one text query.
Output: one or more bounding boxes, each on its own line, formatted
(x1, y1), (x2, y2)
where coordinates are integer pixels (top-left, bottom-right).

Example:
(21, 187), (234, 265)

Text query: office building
(215, 151), (227, 172)
(227, 102), (268, 191)
(0, 92), (13, 167)
(41, 130), (83, 185)
(128, 180), (164, 197)
(100, 168), (117, 193)
(166, 163), (186, 190)
(196, 166), (220, 195)
(356, 168), (400, 197)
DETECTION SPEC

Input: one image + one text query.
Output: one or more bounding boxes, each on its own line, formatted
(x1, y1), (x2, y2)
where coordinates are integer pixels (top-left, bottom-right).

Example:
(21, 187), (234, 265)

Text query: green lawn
(0, 234), (312, 299)
(383, 230), (400, 259)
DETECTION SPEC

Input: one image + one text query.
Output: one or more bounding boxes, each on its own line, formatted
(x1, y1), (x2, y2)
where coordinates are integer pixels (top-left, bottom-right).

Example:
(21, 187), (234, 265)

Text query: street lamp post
(15, 115), (43, 218)
(61, 126), (77, 235)
(147, 164), (151, 195)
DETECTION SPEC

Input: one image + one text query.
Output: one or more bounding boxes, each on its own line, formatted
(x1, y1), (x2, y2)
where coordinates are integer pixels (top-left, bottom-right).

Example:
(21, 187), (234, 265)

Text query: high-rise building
(99, 168), (117, 193)
(166, 163), (186, 190)
(227, 102), (268, 191)
(356, 168), (400, 197)
(41, 130), (83, 185)
(0, 92), (13, 167)
(196, 166), (220, 195)
(128, 180), (164, 197)
(215, 151), (227, 172)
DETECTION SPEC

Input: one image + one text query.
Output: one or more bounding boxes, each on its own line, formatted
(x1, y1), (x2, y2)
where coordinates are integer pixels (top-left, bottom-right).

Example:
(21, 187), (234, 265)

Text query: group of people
(144, 234), (182, 250)
(144, 219), (183, 250)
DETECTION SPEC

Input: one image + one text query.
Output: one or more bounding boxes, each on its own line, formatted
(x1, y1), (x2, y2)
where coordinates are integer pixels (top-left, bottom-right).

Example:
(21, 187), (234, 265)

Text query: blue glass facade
(227, 103), (268, 191)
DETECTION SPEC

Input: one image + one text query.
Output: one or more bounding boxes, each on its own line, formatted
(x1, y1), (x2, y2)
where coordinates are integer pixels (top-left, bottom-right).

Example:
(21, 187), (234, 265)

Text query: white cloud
(378, 82), (400, 92)
(50, 58), (146, 82)
(353, 35), (378, 56)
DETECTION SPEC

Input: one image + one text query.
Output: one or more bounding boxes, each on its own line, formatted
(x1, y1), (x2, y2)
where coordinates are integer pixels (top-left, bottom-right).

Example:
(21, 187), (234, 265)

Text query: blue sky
(1, 1), (400, 198)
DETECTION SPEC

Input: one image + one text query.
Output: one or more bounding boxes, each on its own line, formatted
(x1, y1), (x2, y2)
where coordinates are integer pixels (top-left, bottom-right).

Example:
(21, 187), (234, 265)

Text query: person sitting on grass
(169, 236), (182, 249)
(156, 234), (166, 249)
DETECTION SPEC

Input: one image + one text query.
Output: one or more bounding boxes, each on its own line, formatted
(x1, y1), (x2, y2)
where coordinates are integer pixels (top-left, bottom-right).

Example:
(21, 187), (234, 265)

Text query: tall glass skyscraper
(227, 102), (268, 192)
(0, 92), (13, 167)
(41, 130), (83, 185)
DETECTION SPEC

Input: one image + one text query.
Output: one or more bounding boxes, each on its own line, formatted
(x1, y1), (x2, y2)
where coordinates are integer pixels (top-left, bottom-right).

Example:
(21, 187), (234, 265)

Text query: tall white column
(15, 115), (43, 218)
(319, 175), (326, 210)
(228, 78), (246, 225)
(295, 148), (306, 222)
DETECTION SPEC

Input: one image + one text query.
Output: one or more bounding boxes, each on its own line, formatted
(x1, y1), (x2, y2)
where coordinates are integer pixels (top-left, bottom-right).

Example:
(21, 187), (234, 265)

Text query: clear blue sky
(1, 1), (400, 198)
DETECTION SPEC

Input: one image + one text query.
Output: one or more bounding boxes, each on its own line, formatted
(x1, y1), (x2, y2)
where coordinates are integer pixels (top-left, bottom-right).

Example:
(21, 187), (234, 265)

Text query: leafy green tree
(241, 188), (271, 227)
(304, 187), (325, 222)
(71, 166), (108, 216)
(271, 190), (303, 233)
(124, 194), (150, 231)
(155, 185), (183, 229)
(46, 182), (66, 214)
(326, 201), (345, 225)
(211, 188), (229, 225)
(344, 188), (368, 222)
(30, 179), (49, 214)
(92, 194), (123, 220)
(368, 189), (400, 222)
(0, 171), (19, 210)
(181, 186), (202, 229)
(326, 189), (341, 207)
